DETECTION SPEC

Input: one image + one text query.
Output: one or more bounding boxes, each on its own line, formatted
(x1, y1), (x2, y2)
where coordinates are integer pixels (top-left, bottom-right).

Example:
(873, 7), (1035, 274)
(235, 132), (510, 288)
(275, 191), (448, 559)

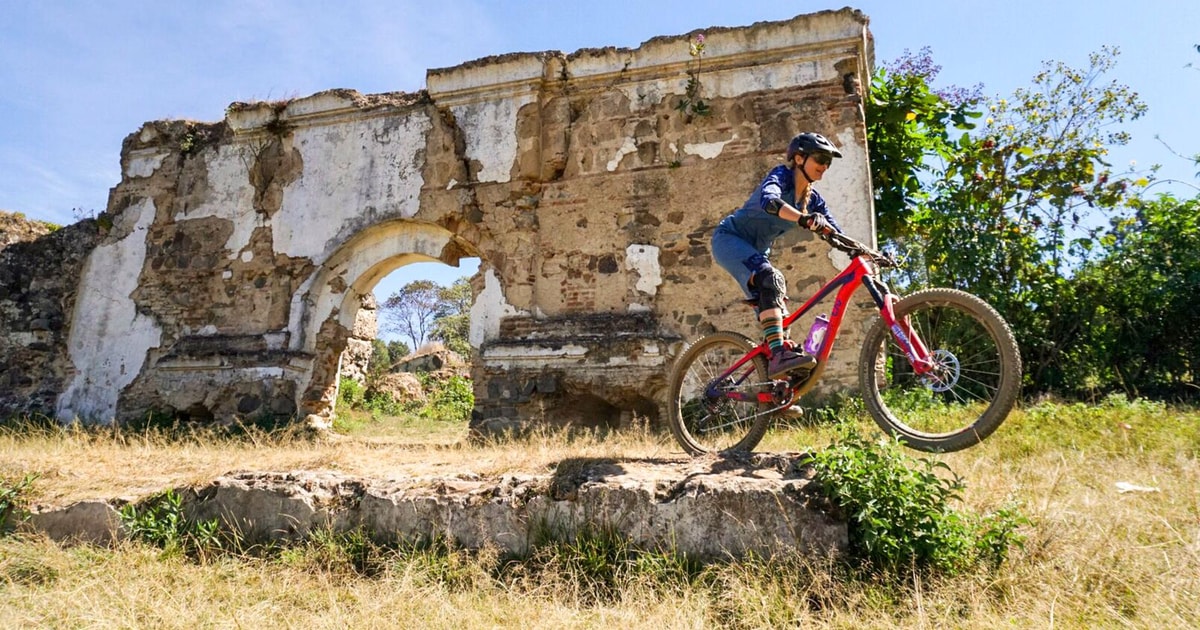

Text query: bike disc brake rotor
(920, 349), (961, 392)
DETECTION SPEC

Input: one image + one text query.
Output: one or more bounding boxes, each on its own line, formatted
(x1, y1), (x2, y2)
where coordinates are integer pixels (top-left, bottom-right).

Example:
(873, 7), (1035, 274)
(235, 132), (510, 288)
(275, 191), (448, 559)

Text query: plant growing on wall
(676, 33), (711, 120)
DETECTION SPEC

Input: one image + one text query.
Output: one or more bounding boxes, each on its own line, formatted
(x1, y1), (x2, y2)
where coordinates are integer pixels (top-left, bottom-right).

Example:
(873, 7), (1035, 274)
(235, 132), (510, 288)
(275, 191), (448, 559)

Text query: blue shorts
(711, 226), (768, 299)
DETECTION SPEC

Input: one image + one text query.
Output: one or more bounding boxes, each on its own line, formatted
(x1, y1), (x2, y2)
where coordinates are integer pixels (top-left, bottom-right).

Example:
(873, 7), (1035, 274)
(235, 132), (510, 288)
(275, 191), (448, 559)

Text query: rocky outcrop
(24, 454), (846, 560)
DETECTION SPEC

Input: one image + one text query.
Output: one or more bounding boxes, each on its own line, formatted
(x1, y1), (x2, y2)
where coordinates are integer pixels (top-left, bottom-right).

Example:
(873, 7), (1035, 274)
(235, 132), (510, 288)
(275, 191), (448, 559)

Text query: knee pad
(752, 265), (787, 312)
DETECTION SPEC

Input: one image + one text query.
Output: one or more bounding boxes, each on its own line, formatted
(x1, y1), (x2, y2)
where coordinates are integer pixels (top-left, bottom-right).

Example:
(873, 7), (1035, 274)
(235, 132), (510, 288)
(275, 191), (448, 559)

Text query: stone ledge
(24, 454), (847, 560)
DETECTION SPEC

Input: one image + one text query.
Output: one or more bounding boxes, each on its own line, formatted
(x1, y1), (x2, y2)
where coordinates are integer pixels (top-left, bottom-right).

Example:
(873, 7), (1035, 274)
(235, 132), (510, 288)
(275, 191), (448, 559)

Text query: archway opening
(333, 256), (480, 437)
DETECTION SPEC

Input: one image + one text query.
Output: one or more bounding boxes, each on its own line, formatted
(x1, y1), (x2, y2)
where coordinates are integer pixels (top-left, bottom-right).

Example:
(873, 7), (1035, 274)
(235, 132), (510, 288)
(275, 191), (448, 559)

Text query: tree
(920, 48), (1148, 388)
(380, 280), (441, 351)
(866, 47), (981, 238)
(429, 278), (472, 356)
(379, 277), (473, 356)
(1065, 194), (1200, 398)
(386, 339), (410, 362)
(867, 47), (1151, 394)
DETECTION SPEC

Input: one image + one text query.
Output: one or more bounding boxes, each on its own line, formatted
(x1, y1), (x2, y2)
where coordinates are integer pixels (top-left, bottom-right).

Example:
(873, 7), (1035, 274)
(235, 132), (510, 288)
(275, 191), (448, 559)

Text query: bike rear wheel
(858, 288), (1021, 452)
(667, 331), (772, 455)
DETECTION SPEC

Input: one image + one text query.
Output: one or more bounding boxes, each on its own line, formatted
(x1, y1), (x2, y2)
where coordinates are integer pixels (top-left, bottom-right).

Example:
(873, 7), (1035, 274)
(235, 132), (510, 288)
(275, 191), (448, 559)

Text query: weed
(676, 33), (712, 120)
(294, 528), (385, 577)
(0, 472), (38, 535)
(514, 526), (700, 604)
(398, 537), (499, 590)
(119, 489), (225, 561)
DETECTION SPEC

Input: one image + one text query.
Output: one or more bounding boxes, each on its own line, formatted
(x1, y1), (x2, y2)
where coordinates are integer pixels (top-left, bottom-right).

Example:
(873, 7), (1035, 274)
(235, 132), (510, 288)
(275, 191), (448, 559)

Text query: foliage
(386, 339), (411, 360)
(0, 473), (38, 536)
(288, 528), (389, 577)
(338, 377), (366, 410)
(519, 526), (699, 604)
(338, 376), (408, 419)
(866, 47), (1188, 397)
(119, 490), (225, 561)
(960, 47), (1192, 397)
(337, 373), (472, 423)
(429, 278), (472, 356)
(905, 46), (1146, 287)
(364, 390), (408, 417)
(804, 430), (1026, 574)
(420, 375), (475, 423)
(1060, 194), (1200, 398)
(866, 47), (982, 237)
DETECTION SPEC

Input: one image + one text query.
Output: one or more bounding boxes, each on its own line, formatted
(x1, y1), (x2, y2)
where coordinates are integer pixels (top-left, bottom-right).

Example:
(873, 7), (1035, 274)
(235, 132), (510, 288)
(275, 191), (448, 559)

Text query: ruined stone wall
(0, 213), (101, 418)
(3, 9), (875, 431)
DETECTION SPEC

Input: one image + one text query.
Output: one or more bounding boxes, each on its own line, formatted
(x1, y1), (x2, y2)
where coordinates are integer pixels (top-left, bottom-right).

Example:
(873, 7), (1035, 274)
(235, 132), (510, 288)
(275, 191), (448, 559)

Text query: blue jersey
(714, 164), (841, 255)
(710, 165), (842, 296)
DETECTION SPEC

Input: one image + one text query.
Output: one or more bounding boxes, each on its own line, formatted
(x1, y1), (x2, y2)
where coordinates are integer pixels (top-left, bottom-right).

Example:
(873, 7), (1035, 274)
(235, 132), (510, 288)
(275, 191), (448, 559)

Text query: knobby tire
(667, 331), (771, 455)
(857, 288), (1022, 452)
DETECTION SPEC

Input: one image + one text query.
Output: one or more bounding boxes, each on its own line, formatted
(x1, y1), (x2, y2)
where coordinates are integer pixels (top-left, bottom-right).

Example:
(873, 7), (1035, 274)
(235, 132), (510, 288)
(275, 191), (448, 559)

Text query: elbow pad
(764, 198), (785, 216)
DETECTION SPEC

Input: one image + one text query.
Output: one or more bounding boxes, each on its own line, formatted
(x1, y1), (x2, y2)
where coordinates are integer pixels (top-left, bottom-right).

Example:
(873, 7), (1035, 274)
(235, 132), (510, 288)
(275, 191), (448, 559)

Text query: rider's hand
(799, 213), (834, 236)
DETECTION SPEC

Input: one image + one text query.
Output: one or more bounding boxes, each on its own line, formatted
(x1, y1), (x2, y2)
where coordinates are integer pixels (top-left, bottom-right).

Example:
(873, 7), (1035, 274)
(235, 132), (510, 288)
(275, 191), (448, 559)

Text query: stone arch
(290, 219), (481, 419)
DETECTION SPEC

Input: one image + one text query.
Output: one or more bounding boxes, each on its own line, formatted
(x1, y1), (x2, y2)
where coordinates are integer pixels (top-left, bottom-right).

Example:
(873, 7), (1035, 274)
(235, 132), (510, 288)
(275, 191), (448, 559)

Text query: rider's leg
(711, 241), (814, 376)
(752, 266), (814, 377)
(758, 307), (786, 352)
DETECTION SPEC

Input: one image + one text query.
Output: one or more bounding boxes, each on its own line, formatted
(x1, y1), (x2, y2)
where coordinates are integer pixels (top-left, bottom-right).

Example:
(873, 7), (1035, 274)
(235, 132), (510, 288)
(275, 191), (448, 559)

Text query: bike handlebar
(822, 231), (898, 268)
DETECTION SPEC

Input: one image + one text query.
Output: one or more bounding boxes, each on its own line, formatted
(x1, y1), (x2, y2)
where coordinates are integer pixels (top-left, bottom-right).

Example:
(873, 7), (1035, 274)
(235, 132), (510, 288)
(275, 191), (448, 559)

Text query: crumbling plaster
(56, 199), (162, 422)
(1, 9), (876, 431)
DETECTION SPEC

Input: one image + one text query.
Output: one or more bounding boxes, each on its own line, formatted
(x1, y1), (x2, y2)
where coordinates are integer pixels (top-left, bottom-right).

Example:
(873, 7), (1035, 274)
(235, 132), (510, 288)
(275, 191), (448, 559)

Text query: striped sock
(759, 310), (785, 352)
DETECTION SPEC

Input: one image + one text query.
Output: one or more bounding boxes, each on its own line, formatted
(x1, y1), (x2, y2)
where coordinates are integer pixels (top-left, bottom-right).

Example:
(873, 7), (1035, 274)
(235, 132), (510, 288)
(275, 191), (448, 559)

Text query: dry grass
(2, 399), (1199, 629)
(0, 412), (682, 507)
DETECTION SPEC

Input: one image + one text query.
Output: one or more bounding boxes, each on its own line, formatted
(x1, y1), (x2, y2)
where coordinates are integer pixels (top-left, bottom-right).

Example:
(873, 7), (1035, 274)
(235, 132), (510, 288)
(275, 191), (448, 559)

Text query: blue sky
(3, 1), (1198, 299)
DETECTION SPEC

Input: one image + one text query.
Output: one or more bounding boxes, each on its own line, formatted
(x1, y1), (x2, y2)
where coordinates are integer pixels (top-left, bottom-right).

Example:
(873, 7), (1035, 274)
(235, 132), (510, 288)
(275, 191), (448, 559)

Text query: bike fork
(864, 278), (935, 375)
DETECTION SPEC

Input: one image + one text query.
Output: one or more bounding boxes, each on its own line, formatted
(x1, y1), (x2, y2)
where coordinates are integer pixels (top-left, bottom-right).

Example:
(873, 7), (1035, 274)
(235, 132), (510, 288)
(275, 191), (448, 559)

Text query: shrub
(805, 429), (1026, 575)
(421, 375), (474, 422)
(364, 390), (406, 418)
(338, 377), (366, 409)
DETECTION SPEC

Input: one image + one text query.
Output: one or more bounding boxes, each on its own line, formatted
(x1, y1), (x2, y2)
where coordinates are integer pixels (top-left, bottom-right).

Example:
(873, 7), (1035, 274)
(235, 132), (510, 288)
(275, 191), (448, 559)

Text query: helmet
(786, 132), (843, 162)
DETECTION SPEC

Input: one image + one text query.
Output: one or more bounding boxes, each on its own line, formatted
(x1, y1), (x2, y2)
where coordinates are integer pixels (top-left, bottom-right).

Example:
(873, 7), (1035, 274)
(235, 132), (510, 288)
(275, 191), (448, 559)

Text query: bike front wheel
(858, 288), (1022, 452)
(667, 331), (772, 455)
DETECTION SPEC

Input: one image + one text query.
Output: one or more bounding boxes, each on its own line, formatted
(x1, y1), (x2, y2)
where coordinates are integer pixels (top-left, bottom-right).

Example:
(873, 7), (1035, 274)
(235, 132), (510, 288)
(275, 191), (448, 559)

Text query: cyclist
(710, 132), (843, 378)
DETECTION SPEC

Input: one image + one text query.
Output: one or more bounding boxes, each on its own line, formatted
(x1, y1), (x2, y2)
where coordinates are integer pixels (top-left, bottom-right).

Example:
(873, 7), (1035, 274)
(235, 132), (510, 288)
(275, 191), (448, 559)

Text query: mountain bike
(666, 231), (1022, 455)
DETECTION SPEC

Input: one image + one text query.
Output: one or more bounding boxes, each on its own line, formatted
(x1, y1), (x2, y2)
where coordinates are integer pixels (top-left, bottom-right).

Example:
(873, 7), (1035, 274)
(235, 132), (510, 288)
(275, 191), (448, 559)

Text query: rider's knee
(752, 265), (787, 312)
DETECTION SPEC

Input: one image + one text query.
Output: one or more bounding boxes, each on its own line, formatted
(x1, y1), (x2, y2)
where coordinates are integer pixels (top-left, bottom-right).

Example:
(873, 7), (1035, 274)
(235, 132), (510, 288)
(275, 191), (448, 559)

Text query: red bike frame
(711, 246), (936, 406)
